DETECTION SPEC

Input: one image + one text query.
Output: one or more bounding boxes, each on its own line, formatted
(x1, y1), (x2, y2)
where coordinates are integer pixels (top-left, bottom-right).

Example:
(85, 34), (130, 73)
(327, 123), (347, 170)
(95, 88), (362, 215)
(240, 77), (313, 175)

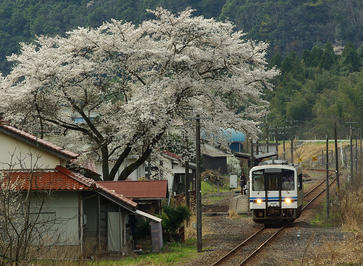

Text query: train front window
(281, 170), (295, 190)
(252, 171), (264, 191)
(267, 175), (279, 190)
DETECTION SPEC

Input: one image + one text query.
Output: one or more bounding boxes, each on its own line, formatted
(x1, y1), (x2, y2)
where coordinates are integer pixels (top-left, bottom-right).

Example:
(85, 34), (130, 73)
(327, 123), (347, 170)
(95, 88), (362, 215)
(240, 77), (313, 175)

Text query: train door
(264, 168), (282, 216)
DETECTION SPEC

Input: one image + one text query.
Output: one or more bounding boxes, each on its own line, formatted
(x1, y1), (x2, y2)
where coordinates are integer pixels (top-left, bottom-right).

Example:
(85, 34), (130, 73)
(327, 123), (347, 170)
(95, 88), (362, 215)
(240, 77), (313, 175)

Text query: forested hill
(0, 0), (362, 74)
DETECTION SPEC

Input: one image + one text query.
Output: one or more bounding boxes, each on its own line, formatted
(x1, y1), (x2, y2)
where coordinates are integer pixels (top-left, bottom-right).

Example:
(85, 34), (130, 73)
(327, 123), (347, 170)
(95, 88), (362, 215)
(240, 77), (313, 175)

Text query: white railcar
(249, 160), (303, 224)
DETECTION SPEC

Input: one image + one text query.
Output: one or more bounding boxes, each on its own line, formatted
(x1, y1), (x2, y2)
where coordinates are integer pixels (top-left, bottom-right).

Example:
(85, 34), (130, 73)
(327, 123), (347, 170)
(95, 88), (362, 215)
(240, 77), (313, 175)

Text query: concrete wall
(0, 133), (61, 169)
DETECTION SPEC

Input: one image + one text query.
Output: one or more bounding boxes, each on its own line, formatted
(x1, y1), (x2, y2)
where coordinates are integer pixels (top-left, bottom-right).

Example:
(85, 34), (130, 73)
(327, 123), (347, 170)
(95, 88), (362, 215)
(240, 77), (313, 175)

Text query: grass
(309, 201), (335, 227)
(306, 158), (363, 265)
(42, 240), (199, 266)
(201, 180), (230, 195)
(96, 241), (198, 265)
(277, 141), (349, 165)
(203, 195), (224, 205)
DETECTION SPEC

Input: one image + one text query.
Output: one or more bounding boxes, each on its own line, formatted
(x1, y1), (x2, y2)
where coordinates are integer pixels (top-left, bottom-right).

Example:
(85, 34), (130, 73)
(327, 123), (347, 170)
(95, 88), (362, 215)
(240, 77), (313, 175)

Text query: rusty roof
(0, 123), (78, 160)
(97, 180), (168, 200)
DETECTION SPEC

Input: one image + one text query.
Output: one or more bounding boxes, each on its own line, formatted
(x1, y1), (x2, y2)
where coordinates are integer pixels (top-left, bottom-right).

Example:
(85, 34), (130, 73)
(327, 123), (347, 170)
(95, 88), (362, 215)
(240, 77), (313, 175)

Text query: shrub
(161, 205), (190, 242)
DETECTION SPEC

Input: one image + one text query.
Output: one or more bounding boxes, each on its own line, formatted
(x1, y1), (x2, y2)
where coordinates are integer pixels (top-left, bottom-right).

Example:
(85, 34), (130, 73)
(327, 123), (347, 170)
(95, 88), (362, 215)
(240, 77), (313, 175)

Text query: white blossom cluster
(0, 8), (278, 180)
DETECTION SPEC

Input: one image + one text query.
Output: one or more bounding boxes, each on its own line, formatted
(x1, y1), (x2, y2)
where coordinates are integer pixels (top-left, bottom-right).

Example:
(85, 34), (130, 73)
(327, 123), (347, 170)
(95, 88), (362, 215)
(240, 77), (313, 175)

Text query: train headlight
(284, 198), (293, 204)
(255, 198), (263, 204)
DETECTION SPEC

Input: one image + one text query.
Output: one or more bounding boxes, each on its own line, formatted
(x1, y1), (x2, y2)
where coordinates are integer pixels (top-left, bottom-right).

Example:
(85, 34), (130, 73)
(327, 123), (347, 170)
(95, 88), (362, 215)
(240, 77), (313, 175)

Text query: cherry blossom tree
(0, 8), (278, 180)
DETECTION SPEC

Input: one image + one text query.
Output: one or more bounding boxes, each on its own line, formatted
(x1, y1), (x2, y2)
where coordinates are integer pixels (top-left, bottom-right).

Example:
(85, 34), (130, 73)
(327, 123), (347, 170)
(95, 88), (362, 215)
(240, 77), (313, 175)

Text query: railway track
(210, 174), (336, 266)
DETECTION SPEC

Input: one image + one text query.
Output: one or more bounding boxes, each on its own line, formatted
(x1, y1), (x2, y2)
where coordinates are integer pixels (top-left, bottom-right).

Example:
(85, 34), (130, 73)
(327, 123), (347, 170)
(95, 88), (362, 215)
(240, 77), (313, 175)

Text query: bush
(160, 205), (190, 242)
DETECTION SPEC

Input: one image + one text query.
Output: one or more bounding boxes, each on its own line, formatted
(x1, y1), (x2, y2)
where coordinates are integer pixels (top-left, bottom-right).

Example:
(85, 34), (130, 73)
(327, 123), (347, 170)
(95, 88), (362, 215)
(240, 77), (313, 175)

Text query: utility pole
(290, 138), (294, 164)
(185, 161), (190, 209)
(345, 122), (357, 182)
(195, 115), (202, 252)
(283, 139), (286, 160)
(360, 128), (362, 155)
(275, 128), (279, 159)
(250, 138), (254, 168)
(326, 135), (330, 219)
(350, 125), (353, 182)
(334, 122), (340, 189)
(266, 127), (269, 153)
(355, 128), (358, 178)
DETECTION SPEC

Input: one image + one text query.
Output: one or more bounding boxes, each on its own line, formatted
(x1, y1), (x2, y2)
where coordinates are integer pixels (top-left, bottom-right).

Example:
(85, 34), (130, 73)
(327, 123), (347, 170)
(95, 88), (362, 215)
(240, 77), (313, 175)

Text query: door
(107, 212), (126, 253)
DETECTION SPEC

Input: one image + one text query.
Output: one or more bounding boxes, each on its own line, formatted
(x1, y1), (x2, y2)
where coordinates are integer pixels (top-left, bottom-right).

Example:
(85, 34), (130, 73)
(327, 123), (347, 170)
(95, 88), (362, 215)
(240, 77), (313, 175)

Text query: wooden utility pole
(250, 139), (254, 168)
(355, 130), (358, 177)
(360, 128), (362, 155)
(326, 135), (330, 219)
(275, 128), (279, 159)
(346, 122), (358, 182)
(350, 124), (354, 182)
(283, 139), (286, 160)
(334, 122), (340, 189)
(290, 138), (294, 164)
(266, 128), (269, 153)
(185, 161), (190, 209)
(195, 115), (202, 252)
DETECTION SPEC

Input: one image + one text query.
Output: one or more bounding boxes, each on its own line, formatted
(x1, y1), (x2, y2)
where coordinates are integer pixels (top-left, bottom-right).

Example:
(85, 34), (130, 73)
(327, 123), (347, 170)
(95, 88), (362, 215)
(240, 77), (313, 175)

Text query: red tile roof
(97, 180), (168, 199)
(0, 123), (78, 160)
(3, 169), (92, 191)
(162, 150), (181, 160)
(95, 183), (137, 207)
(1, 166), (137, 208)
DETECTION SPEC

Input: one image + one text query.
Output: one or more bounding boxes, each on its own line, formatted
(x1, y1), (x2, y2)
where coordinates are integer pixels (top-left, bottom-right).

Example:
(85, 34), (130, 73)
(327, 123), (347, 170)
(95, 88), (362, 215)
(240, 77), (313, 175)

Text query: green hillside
(0, 0), (361, 74)
(0, 0), (362, 137)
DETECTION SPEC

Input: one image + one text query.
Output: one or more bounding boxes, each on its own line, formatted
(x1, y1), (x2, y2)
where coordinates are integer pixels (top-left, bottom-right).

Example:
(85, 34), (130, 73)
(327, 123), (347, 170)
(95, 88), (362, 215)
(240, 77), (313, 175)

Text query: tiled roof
(3, 169), (92, 191)
(95, 183), (137, 207)
(162, 150), (181, 160)
(97, 180), (168, 199)
(2, 166), (137, 208)
(0, 123), (78, 160)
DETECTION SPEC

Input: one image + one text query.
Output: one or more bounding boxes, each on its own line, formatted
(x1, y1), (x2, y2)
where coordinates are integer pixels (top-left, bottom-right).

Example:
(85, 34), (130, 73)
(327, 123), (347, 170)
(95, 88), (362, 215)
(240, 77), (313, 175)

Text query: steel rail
(210, 227), (265, 266)
(238, 226), (285, 265)
(210, 176), (335, 266)
(302, 178), (336, 211)
(240, 177), (336, 265)
(304, 178), (325, 197)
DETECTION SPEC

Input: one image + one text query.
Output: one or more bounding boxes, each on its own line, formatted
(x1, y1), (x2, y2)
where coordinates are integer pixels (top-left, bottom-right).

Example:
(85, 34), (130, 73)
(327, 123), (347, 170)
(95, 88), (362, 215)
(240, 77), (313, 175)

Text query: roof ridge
(96, 183), (137, 207)
(56, 166), (95, 188)
(0, 123), (78, 159)
(56, 166), (137, 208)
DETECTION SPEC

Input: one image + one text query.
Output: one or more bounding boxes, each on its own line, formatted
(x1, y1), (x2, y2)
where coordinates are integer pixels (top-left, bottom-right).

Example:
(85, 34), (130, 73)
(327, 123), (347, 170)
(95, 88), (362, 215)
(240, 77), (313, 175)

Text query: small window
(252, 172), (264, 191)
(281, 171), (295, 191)
(298, 174), (303, 190)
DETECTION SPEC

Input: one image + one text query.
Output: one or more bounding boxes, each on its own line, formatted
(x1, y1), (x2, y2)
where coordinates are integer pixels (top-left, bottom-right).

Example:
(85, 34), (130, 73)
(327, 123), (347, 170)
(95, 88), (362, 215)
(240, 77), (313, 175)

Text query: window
(281, 170), (295, 191)
(298, 174), (303, 190)
(252, 171), (264, 191)
(267, 174), (279, 190)
(252, 169), (295, 191)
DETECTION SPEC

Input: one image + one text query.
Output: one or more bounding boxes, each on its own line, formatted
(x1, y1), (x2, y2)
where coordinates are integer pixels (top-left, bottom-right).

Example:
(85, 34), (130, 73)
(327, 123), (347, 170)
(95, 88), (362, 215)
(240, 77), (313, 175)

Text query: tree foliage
(0, 8), (277, 180)
(268, 42), (363, 138)
(0, 0), (361, 74)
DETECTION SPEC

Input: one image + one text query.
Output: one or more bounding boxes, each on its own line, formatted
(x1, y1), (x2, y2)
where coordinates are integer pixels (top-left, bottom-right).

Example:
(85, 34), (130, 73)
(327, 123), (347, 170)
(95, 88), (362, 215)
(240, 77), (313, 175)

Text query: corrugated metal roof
(97, 180), (168, 199)
(0, 123), (79, 160)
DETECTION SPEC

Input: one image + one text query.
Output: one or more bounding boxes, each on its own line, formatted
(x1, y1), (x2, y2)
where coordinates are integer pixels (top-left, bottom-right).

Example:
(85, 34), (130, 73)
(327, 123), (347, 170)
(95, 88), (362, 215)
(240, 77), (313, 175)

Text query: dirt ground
(184, 170), (363, 266)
